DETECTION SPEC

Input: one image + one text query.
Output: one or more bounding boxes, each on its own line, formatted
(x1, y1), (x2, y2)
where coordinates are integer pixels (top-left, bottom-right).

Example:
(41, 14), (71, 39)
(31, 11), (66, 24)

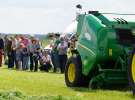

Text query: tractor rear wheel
(65, 55), (83, 87)
(128, 48), (135, 93)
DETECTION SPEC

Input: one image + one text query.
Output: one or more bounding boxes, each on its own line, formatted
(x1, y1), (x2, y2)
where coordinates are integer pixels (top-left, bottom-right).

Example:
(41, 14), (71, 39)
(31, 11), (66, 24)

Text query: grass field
(0, 66), (135, 100)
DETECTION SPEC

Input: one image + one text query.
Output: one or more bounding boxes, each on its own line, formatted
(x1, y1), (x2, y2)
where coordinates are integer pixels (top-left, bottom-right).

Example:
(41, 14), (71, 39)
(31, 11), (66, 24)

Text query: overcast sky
(0, 0), (135, 34)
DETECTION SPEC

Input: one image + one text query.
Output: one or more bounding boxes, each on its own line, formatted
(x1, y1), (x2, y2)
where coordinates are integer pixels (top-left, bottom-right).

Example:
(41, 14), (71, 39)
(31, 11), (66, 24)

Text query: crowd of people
(0, 33), (76, 73)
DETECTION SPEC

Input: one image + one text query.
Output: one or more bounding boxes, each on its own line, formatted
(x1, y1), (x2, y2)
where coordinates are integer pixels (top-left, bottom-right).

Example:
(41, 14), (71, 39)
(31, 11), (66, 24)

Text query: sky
(0, 0), (135, 34)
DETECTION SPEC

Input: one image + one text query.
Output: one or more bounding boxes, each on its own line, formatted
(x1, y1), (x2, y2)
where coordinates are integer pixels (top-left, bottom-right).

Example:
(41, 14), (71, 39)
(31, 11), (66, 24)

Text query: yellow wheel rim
(68, 63), (76, 83)
(131, 54), (135, 83)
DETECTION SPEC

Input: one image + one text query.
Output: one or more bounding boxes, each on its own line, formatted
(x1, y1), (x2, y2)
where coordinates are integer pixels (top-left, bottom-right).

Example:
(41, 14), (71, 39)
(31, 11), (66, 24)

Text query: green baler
(65, 11), (135, 90)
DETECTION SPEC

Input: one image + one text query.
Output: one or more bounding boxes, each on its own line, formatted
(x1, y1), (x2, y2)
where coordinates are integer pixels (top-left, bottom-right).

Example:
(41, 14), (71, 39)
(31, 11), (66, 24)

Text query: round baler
(65, 11), (135, 90)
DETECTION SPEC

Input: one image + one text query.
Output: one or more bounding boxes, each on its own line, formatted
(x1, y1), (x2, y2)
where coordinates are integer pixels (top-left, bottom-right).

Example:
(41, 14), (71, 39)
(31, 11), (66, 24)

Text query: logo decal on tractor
(84, 32), (91, 41)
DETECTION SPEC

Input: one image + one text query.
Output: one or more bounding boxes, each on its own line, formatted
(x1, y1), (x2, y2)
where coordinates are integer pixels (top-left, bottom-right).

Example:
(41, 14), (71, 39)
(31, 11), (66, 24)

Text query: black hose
(101, 13), (135, 16)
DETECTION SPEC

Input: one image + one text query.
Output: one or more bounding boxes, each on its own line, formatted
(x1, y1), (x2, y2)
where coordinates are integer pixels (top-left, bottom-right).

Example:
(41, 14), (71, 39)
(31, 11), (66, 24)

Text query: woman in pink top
(20, 36), (29, 47)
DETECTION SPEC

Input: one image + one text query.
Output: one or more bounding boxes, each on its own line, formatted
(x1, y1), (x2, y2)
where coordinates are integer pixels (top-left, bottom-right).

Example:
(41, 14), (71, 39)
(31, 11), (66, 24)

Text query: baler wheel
(65, 55), (83, 87)
(128, 48), (135, 93)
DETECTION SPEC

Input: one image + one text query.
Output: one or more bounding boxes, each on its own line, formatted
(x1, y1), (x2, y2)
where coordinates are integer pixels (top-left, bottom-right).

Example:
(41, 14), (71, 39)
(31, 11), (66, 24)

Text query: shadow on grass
(70, 87), (97, 93)
(68, 85), (134, 95)
(100, 85), (132, 92)
(68, 84), (131, 92)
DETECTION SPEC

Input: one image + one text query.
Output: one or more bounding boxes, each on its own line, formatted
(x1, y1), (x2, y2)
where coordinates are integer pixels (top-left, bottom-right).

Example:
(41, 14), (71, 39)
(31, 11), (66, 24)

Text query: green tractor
(65, 10), (135, 91)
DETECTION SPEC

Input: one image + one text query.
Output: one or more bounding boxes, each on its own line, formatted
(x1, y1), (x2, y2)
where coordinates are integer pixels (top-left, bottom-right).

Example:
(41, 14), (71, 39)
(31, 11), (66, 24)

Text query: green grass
(0, 66), (134, 100)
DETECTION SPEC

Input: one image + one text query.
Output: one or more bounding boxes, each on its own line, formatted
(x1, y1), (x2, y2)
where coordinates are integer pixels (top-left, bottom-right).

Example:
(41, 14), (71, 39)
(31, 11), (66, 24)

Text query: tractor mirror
(76, 4), (82, 9)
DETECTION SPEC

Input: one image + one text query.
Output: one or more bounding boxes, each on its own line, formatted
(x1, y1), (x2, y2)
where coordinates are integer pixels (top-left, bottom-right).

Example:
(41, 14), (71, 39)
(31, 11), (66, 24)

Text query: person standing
(29, 37), (40, 72)
(51, 34), (60, 72)
(7, 37), (14, 69)
(22, 44), (29, 70)
(14, 35), (22, 69)
(0, 36), (4, 67)
(11, 36), (18, 69)
(57, 37), (68, 73)
(21, 36), (29, 70)
(8, 36), (17, 69)
(3, 35), (8, 65)
(33, 47), (40, 72)
(28, 37), (34, 71)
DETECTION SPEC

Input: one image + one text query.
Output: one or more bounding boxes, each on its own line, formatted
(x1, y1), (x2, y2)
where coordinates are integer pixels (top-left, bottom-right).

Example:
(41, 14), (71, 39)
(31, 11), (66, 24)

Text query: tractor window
(115, 29), (135, 44)
(81, 22), (93, 42)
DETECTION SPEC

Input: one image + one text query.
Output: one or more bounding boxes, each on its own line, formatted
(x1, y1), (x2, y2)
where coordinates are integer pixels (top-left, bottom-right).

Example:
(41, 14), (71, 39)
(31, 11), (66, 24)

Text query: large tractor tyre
(65, 55), (85, 87)
(128, 48), (135, 92)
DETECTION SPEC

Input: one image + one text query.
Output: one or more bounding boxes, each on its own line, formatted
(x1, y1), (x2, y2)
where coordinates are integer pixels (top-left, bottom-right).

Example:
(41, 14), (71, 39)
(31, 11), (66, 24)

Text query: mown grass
(0, 66), (134, 100)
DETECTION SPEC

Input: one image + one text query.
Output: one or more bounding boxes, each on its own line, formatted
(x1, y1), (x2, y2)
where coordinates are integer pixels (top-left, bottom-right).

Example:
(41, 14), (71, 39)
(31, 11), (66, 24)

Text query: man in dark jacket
(7, 37), (14, 69)
(0, 36), (4, 67)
